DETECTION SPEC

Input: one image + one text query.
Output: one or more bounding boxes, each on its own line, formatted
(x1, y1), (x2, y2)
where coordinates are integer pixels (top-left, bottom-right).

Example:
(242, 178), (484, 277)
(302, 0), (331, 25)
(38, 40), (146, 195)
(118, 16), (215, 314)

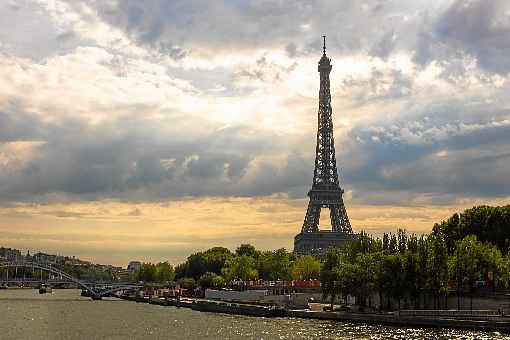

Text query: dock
(119, 295), (510, 332)
(287, 309), (510, 332)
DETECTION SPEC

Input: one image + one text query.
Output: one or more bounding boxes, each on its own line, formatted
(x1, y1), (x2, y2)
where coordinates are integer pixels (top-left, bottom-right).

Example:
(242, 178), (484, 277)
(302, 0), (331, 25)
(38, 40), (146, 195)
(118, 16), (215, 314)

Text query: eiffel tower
(294, 36), (354, 256)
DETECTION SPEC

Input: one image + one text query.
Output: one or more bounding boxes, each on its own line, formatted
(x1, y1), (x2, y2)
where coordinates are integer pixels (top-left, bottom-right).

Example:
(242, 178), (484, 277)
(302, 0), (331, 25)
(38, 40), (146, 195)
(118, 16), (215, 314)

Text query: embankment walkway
(121, 295), (510, 332)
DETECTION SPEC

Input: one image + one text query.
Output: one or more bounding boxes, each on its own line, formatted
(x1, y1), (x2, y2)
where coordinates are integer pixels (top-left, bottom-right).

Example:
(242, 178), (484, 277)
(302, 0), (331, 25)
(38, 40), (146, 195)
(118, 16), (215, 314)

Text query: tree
(185, 253), (208, 280)
(321, 248), (343, 310)
(428, 233), (449, 309)
(389, 234), (398, 253)
(222, 255), (258, 282)
(381, 254), (406, 310)
(433, 212), (461, 253)
(434, 205), (510, 253)
(352, 253), (376, 307)
(453, 235), (483, 311)
(397, 229), (408, 254)
(479, 242), (506, 291)
(179, 277), (196, 289)
(175, 247), (234, 281)
(334, 261), (357, 305)
(235, 244), (259, 258)
(257, 249), (293, 281)
(501, 254), (510, 289)
(292, 255), (321, 280)
(416, 235), (429, 309)
(404, 251), (419, 309)
(371, 251), (385, 311)
(382, 233), (390, 251)
(199, 272), (226, 289)
(202, 247), (233, 274)
(211, 275), (226, 288)
(345, 231), (378, 256)
(174, 262), (187, 280)
(155, 262), (175, 282)
(135, 263), (157, 282)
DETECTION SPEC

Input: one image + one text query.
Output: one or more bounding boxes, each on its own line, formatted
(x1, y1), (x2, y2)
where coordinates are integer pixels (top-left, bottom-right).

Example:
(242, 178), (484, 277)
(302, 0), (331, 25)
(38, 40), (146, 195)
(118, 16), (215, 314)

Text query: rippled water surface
(0, 289), (508, 340)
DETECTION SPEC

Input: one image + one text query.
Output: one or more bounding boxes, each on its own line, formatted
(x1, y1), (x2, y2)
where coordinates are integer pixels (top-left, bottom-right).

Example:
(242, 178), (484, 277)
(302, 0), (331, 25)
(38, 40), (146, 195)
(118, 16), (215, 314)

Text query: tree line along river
(0, 289), (507, 340)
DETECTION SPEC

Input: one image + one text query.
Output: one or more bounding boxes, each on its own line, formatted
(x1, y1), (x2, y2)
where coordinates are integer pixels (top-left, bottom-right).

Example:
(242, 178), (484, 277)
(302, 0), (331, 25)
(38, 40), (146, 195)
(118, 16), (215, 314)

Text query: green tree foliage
(403, 250), (420, 308)
(235, 244), (260, 258)
(198, 272), (225, 288)
(257, 248), (294, 281)
(321, 248), (343, 309)
(292, 255), (321, 280)
(427, 233), (449, 308)
(174, 245), (299, 284)
(174, 263), (187, 280)
(211, 275), (226, 288)
(452, 235), (483, 310)
(179, 277), (196, 289)
(345, 231), (381, 257)
(449, 235), (506, 310)
(351, 253), (376, 307)
(185, 254), (207, 280)
(155, 262), (175, 282)
(201, 247), (234, 275)
(380, 253), (406, 310)
(135, 263), (157, 282)
(320, 225), (510, 311)
(221, 255), (258, 281)
(135, 262), (175, 283)
(389, 234), (398, 253)
(434, 205), (510, 253)
(334, 261), (357, 304)
(176, 247), (233, 280)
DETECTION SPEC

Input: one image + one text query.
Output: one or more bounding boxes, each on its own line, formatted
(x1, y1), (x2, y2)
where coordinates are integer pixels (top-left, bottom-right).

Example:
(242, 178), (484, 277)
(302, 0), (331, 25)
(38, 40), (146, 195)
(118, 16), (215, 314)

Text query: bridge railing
(0, 260), (143, 297)
(398, 309), (501, 319)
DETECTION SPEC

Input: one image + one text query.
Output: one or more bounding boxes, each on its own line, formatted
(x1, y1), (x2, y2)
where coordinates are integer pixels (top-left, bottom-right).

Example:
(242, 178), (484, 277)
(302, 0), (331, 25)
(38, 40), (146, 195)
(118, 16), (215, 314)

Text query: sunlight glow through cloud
(1, 0), (510, 265)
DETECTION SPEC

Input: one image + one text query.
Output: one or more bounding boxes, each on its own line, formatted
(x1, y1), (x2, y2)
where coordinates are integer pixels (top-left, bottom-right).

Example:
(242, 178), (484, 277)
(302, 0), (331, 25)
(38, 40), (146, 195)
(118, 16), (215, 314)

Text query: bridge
(0, 260), (143, 300)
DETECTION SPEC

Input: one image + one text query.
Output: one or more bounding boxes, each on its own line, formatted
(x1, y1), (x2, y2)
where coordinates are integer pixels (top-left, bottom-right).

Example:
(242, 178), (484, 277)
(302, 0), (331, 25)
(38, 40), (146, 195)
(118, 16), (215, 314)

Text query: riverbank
(4, 289), (502, 340)
(121, 295), (285, 317)
(288, 309), (510, 332)
(120, 295), (510, 332)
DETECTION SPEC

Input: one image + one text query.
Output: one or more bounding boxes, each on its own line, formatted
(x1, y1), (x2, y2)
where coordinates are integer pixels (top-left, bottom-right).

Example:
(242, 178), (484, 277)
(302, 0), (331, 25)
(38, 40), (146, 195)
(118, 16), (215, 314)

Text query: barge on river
(191, 300), (285, 317)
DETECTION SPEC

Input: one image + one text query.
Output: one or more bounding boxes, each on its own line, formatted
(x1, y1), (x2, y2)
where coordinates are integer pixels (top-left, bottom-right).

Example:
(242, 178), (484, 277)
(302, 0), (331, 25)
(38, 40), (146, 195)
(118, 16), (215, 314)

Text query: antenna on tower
(322, 35), (326, 55)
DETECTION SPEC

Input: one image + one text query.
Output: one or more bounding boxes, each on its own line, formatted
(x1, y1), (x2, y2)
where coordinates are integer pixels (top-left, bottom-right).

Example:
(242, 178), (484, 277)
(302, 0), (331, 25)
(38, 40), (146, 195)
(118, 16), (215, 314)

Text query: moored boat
(81, 289), (92, 297)
(38, 284), (52, 294)
(191, 300), (285, 317)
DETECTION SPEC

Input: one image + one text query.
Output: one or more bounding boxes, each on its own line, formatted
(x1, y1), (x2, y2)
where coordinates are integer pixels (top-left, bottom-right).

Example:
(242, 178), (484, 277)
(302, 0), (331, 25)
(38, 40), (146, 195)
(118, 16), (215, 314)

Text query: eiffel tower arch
(294, 36), (355, 256)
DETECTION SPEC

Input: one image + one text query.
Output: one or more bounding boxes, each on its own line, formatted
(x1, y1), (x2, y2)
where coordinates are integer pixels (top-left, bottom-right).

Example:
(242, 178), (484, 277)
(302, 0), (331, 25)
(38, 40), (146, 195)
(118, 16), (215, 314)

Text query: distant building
(127, 261), (142, 272)
(32, 252), (59, 264)
(115, 269), (132, 282)
(0, 247), (22, 261)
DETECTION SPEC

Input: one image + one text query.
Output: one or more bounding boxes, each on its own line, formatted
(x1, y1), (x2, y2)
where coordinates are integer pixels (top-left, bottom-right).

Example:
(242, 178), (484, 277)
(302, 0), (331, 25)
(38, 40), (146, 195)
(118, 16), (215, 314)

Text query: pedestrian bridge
(0, 260), (143, 299)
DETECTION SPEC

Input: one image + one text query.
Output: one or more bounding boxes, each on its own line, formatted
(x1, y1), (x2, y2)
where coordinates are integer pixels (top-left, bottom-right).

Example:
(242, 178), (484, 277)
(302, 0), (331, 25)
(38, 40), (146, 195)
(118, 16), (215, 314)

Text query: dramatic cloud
(435, 0), (510, 74)
(0, 0), (509, 263)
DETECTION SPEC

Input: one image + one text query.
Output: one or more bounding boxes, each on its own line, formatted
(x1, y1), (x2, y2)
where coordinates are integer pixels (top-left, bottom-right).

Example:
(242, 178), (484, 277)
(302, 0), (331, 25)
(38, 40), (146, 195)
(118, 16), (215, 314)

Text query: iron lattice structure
(0, 260), (143, 299)
(301, 37), (352, 234)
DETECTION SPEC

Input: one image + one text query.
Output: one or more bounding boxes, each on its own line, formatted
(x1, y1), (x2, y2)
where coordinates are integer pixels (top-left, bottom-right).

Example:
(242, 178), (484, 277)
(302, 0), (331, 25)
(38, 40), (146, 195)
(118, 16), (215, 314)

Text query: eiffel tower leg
(302, 200), (320, 233)
(329, 204), (342, 232)
(330, 202), (352, 233)
(338, 202), (352, 233)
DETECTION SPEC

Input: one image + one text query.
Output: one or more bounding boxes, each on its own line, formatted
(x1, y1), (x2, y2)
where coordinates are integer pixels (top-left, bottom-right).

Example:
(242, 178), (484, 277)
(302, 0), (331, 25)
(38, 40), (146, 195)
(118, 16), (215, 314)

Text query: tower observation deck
(294, 36), (355, 256)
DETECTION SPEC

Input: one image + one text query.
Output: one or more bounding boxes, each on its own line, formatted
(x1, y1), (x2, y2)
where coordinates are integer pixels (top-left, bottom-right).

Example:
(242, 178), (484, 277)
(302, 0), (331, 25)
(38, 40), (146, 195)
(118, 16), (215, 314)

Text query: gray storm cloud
(0, 0), (510, 206)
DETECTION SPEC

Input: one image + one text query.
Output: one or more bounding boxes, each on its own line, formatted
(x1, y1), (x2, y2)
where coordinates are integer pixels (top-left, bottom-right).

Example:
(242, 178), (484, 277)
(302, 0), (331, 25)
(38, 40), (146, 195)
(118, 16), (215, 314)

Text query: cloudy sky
(1, 0), (510, 266)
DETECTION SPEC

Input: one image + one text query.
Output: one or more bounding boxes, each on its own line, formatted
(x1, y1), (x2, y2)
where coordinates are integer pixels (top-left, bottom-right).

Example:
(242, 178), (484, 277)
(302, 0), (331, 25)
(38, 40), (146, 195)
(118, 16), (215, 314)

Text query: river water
(0, 289), (507, 340)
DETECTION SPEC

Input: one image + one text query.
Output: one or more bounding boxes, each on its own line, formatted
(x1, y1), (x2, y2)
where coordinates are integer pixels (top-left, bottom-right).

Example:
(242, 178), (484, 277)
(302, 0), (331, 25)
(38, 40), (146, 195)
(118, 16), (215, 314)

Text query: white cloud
(0, 0), (509, 205)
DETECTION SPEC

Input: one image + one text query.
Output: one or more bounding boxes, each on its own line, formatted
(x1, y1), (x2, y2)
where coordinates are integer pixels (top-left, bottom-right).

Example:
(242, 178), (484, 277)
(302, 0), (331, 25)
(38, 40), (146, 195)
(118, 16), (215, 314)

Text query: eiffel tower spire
(300, 36), (352, 236)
